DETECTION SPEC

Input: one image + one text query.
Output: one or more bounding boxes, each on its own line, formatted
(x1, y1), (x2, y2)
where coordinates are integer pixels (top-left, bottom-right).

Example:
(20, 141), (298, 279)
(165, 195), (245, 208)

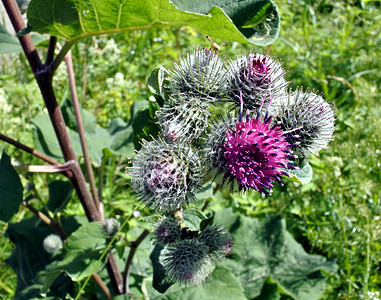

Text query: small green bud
(103, 218), (121, 237)
(43, 234), (63, 254)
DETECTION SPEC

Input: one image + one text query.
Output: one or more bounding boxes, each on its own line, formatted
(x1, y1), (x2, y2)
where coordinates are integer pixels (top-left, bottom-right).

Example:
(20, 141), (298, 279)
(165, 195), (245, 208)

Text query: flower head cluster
(228, 52), (288, 111)
(271, 89), (335, 158)
(130, 139), (202, 211)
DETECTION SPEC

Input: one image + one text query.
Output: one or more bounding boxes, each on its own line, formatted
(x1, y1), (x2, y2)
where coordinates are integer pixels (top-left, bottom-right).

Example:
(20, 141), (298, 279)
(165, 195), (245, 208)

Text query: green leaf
(144, 266), (246, 299)
(5, 216), (85, 299)
(171, 0), (280, 46)
(31, 101), (135, 166)
(0, 151), (23, 222)
(44, 222), (108, 283)
(287, 160), (313, 185)
(27, 0), (279, 45)
(0, 24), (47, 54)
(150, 244), (174, 294)
(199, 211), (215, 231)
(147, 66), (170, 107)
(132, 107), (161, 151)
(216, 209), (337, 299)
(47, 180), (73, 213)
(183, 208), (207, 231)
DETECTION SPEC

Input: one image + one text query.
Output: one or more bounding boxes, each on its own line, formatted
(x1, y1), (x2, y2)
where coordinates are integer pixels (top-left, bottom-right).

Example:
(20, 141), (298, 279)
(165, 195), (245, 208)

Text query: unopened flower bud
(43, 234), (63, 254)
(130, 139), (202, 212)
(271, 89), (335, 158)
(162, 239), (213, 286)
(198, 225), (233, 258)
(153, 216), (182, 246)
(169, 48), (229, 103)
(228, 52), (288, 111)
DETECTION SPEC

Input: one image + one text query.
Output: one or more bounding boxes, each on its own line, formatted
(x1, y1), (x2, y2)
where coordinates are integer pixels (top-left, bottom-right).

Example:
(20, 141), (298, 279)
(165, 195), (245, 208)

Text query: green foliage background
(0, 0), (380, 298)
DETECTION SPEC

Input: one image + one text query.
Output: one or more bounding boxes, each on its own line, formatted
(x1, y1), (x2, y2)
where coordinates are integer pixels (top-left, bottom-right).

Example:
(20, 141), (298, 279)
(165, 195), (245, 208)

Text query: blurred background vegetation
(1, 0), (380, 298)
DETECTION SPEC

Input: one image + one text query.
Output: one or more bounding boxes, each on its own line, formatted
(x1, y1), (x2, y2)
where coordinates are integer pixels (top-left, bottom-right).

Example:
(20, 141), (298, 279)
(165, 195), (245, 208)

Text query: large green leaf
(216, 209), (337, 299)
(26, 0), (279, 45)
(5, 216), (86, 299)
(47, 180), (73, 213)
(0, 151), (23, 222)
(31, 100), (135, 165)
(43, 222), (108, 283)
(143, 266), (246, 300)
(171, 0), (280, 46)
(0, 23), (47, 54)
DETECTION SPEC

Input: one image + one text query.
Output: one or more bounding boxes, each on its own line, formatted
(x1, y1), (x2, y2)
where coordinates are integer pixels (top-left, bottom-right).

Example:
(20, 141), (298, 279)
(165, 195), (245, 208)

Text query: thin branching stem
(123, 229), (150, 294)
(22, 201), (68, 240)
(45, 36), (57, 66)
(0, 132), (60, 165)
(65, 50), (101, 215)
(48, 40), (75, 75)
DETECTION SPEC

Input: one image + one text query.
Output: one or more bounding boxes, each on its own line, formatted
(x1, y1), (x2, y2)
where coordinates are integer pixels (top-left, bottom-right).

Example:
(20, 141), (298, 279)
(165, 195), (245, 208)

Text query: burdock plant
(130, 47), (335, 288)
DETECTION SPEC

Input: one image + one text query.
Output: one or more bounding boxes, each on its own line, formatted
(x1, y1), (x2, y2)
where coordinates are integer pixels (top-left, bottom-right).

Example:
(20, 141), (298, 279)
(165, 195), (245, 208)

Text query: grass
(1, 0), (380, 299)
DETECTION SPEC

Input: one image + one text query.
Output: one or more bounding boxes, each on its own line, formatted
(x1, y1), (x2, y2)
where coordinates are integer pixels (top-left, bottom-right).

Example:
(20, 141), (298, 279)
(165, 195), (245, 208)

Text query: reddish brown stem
(0, 132), (59, 165)
(2, 0), (124, 294)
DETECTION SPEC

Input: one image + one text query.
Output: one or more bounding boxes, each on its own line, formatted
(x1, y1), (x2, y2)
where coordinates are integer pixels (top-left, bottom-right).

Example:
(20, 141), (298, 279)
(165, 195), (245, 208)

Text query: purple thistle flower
(206, 108), (297, 194)
(228, 52), (289, 111)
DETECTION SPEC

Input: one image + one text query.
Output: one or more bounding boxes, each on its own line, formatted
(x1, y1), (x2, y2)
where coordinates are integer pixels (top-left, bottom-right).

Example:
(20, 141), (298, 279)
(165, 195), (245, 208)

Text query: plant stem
(15, 160), (75, 173)
(123, 229), (150, 294)
(0, 132), (60, 165)
(65, 50), (101, 215)
(92, 274), (112, 300)
(49, 41), (74, 75)
(2, 0), (42, 73)
(3, 0), (124, 294)
(45, 36), (57, 66)
(22, 201), (68, 240)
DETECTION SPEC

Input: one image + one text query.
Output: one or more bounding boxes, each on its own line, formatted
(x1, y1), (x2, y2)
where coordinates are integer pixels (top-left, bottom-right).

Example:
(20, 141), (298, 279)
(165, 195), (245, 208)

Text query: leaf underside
(27, 0), (279, 45)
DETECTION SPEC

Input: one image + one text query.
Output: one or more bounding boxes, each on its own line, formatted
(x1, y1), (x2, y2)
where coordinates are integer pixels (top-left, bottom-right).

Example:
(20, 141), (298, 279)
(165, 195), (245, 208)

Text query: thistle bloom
(130, 139), (202, 211)
(228, 52), (288, 111)
(168, 48), (229, 102)
(271, 90), (335, 158)
(206, 109), (297, 194)
(162, 239), (213, 286)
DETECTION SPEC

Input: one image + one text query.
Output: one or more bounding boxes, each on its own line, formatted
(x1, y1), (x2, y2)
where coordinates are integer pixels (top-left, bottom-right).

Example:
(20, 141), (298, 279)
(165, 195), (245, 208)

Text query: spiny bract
(168, 48), (230, 102)
(162, 239), (213, 286)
